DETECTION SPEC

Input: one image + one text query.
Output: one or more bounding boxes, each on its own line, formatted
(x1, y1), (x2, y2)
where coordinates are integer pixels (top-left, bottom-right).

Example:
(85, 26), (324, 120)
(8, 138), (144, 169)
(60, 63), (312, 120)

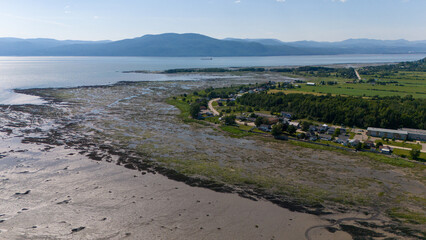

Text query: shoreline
(2, 131), (349, 239)
(1, 77), (424, 239)
(2, 55), (424, 106)
(0, 100), (355, 240)
(123, 61), (400, 74)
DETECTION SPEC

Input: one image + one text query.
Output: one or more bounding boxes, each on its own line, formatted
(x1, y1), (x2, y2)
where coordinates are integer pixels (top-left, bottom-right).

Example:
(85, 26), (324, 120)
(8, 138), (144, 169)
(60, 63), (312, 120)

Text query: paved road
(236, 120), (255, 127)
(355, 69), (362, 80)
(208, 98), (220, 116)
(383, 144), (426, 153)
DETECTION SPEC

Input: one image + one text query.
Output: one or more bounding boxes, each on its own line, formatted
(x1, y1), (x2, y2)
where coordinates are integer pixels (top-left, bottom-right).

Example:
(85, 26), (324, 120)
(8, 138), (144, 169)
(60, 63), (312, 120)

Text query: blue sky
(0, 0), (425, 41)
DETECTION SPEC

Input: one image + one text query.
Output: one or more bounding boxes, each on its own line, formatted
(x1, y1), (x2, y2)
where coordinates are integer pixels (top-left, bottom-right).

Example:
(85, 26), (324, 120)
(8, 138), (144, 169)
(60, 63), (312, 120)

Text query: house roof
(338, 135), (349, 141)
(319, 134), (332, 139)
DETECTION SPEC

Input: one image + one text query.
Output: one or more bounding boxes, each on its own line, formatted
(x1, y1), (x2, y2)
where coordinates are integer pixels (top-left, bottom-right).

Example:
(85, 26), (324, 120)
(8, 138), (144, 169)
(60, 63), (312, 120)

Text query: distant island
(1, 33), (426, 57)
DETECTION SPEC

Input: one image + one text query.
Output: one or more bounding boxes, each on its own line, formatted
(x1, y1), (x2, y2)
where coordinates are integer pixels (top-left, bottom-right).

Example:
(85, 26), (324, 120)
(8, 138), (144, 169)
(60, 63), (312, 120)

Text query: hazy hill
(0, 33), (425, 57)
(228, 37), (426, 54)
(0, 38), (109, 56)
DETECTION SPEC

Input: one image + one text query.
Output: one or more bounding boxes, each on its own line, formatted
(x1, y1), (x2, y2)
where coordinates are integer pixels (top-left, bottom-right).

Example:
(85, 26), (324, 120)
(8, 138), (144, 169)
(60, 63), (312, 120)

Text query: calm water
(0, 54), (425, 104)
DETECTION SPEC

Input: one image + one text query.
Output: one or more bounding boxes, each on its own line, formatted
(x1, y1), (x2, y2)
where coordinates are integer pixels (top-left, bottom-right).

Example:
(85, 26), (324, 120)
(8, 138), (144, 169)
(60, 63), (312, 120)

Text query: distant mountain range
(1, 33), (425, 57)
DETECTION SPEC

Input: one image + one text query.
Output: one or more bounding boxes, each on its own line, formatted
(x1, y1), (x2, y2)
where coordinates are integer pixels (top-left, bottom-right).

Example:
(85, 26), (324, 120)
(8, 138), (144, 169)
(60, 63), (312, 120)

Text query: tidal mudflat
(1, 74), (425, 239)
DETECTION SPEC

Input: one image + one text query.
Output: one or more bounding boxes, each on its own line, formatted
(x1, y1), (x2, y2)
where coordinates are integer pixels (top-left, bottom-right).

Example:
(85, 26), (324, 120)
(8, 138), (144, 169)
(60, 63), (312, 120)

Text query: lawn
(375, 140), (422, 150)
(219, 125), (254, 138)
(393, 148), (426, 162)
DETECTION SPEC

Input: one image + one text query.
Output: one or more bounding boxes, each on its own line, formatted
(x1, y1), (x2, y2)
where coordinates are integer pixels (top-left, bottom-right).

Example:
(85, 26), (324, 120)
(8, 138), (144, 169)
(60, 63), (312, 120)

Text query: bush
(271, 124), (283, 137)
(224, 115), (236, 125)
(189, 103), (201, 119)
(410, 149), (421, 160)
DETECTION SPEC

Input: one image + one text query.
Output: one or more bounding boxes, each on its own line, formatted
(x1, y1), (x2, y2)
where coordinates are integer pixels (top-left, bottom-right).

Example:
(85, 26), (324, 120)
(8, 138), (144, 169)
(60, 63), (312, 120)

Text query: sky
(0, 0), (425, 42)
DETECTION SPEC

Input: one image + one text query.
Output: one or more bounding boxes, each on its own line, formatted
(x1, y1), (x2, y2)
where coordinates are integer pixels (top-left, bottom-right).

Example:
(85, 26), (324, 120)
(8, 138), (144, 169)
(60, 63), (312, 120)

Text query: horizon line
(0, 33), (425, 43)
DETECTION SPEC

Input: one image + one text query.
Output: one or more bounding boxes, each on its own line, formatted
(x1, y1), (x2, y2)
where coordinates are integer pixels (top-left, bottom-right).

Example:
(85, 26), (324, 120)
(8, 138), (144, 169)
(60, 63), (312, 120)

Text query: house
(327, 127), (336, 135)
(236, 116), (246, 121)
(309, 125), (317, 132)
(281, 118), (291, 124)
(349, 139), (360, 146)
(289, 122), (300, 129)
(258, 124), (272, 132)
(247, 117), (257, 122)
(379, 146), (392, 155)
(319, 134), (333, 141)
(281, 112), (292, 119)
(336, 135), (349, 146)
(364, 140), (375, 149)
(340, 128), (347, 134)
(319, 124), (329, 133)
(307, 82), (316, 86)
(265, 117), (279, 125)
(306, 132), (317, 141)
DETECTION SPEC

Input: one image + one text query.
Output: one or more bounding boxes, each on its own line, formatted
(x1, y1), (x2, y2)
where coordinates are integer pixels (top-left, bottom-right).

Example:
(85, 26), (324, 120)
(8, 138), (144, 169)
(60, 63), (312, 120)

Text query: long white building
(401, 128), (426, 141)
(367, 127), (426, 141)
(367, 127), (408, 140)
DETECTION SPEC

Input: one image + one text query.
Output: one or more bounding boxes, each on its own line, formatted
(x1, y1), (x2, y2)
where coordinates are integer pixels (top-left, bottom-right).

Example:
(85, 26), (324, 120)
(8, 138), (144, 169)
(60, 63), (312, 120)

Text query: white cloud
(333, 0), (347, 2)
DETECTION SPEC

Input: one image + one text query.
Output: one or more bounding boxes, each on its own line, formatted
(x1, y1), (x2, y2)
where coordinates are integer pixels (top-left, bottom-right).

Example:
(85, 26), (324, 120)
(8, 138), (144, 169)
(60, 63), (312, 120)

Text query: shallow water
(1, 54), (425, 104)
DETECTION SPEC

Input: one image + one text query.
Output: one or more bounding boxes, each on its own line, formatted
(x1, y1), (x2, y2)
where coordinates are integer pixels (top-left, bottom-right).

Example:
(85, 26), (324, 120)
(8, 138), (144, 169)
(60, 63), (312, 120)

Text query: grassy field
(219, 125), (254, 138)
(277, 71), (426, 98)
(375, 139), (423, 150)
(393, 148), (426, 162)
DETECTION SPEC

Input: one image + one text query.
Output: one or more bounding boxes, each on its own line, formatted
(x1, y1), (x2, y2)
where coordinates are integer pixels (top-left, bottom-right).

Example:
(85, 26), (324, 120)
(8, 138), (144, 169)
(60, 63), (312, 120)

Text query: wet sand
(0, 132), (350, 240)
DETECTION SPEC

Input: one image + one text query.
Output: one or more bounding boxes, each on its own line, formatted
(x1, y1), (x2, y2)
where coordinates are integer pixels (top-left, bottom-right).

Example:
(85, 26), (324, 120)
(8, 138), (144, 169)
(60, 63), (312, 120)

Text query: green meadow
(278, 71), (426, 98)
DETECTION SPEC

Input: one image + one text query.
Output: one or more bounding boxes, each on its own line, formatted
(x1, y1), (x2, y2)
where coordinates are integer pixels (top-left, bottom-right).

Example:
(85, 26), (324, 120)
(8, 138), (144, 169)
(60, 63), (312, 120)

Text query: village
(194, 81), (426, 160)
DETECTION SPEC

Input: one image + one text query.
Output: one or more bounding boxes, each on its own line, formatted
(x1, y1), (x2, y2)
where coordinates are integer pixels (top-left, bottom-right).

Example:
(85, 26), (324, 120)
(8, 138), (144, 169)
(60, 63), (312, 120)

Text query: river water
(0, 54), (425, 104)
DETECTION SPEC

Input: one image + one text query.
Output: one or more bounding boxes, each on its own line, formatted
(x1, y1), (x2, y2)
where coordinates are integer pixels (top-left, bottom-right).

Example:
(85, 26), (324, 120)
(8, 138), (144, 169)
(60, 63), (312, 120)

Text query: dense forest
(236, 92), (426, 129)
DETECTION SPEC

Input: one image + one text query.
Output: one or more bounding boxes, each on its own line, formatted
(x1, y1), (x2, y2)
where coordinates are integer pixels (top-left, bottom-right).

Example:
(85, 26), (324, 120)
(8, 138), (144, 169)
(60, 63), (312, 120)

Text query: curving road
(208, 98), (220, 116)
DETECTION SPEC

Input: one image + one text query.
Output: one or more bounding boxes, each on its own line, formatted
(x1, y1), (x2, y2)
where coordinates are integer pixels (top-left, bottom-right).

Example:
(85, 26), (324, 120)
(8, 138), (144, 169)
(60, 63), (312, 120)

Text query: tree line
(237, 92), (426, 129)
(358, 57), (426, 76)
